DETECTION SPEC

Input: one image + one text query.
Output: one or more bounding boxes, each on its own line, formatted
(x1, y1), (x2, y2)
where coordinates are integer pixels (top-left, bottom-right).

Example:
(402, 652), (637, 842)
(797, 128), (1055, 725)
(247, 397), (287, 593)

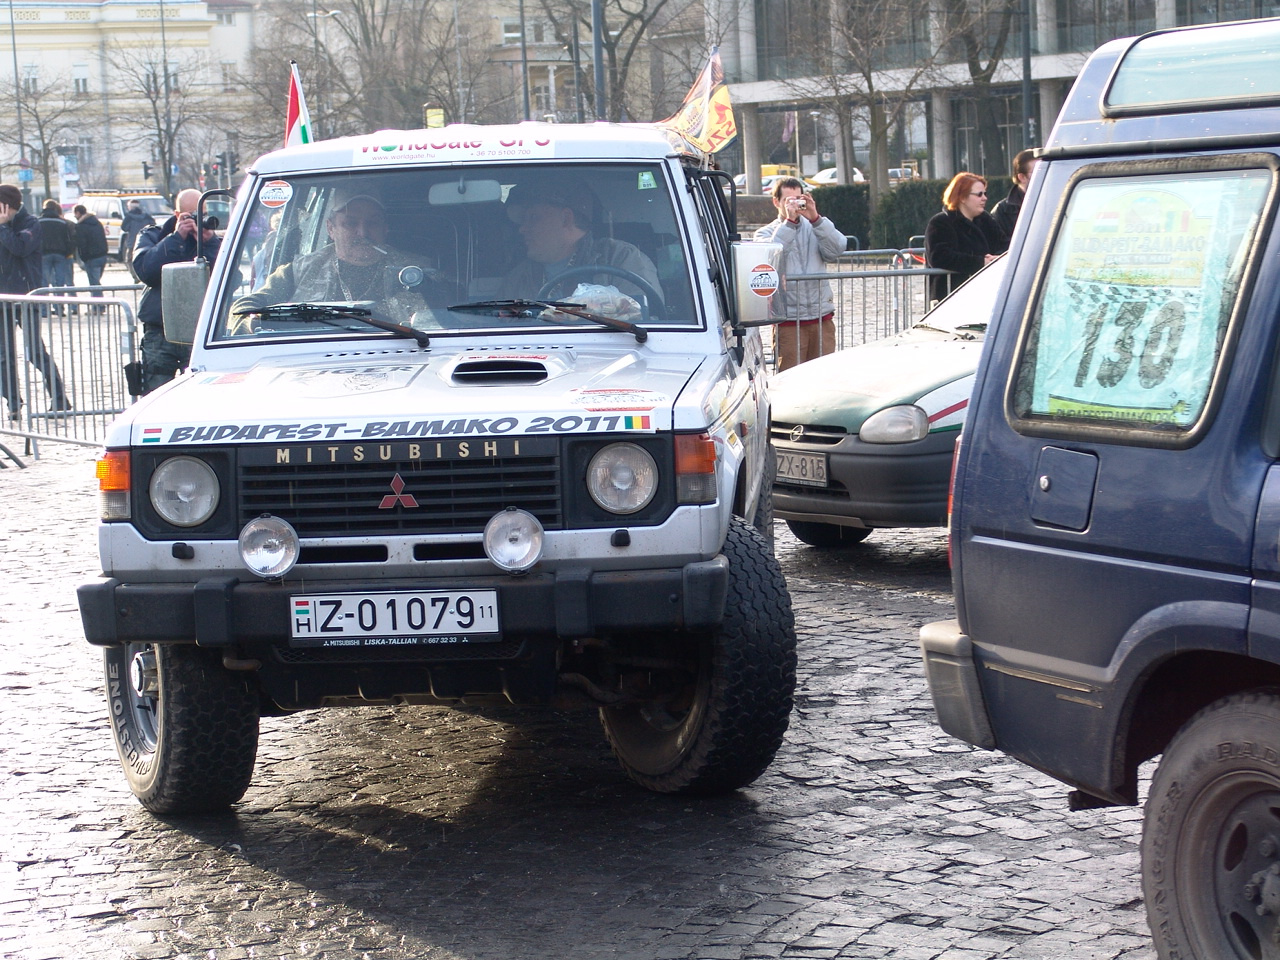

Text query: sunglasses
(970, 191), (987, 198)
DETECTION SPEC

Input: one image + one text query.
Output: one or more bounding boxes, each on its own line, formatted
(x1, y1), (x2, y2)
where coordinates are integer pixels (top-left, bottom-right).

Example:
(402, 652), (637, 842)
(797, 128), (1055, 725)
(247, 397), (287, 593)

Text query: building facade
(1, 0), (255, 206)
(715, 0), (1280, 191)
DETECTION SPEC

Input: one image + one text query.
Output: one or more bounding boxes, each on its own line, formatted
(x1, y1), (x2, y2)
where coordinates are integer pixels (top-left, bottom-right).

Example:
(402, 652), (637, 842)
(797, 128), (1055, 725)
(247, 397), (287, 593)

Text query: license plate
(290, 590), (500, 648)
(776, 450), (828, 487)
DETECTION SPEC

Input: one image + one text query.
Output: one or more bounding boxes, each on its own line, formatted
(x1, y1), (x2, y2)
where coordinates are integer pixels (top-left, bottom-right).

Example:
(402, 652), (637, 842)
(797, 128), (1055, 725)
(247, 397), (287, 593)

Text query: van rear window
(1011, 164), (1272, 444)
(1106, 19), (1280, 115)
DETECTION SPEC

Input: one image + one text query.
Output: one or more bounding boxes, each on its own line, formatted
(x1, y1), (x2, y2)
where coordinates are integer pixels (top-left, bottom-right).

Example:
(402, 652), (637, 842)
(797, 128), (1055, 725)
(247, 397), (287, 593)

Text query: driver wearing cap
(233, 189), (447, 328)
(503, 183), (660, 307)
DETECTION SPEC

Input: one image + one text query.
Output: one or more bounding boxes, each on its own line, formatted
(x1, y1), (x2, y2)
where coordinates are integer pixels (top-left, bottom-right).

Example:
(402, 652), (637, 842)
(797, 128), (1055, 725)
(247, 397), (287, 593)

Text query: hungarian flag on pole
(285, 60), (313, 148)
(658, 47), (737, 154)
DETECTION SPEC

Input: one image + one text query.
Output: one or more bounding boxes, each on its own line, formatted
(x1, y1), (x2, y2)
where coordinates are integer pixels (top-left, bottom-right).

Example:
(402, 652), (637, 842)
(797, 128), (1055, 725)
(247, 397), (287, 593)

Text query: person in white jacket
(755, 177), (847, 371)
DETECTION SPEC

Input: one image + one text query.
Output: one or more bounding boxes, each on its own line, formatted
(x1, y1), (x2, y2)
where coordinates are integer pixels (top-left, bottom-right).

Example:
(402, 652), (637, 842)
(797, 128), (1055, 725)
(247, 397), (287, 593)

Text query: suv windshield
(213, 162), (697, 342)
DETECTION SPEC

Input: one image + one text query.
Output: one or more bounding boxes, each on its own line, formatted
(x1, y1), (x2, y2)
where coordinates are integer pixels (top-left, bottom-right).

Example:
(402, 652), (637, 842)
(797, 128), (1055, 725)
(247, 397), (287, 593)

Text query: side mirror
(161, 260), (210, 346)
(731, 241), (783, 326)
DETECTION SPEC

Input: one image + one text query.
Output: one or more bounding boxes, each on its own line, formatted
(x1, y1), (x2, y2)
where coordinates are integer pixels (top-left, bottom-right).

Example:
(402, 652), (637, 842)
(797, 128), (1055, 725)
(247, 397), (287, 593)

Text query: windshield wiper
(233, 302), (430, 347)
(447, 299), (648, 343)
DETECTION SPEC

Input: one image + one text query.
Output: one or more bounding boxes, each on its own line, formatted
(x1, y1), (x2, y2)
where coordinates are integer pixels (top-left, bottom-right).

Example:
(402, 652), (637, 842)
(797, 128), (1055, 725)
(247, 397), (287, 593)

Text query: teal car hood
(770, 336), (984, 432)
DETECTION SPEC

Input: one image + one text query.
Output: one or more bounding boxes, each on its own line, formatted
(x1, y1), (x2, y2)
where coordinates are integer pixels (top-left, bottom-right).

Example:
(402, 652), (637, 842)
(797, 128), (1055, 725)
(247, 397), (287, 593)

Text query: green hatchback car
(769, 257), (1005, 546)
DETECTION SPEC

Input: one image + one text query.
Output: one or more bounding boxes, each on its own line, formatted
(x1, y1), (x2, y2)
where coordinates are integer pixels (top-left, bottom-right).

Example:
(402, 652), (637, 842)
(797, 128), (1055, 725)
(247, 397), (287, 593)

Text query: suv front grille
(238, 443), (562, 536)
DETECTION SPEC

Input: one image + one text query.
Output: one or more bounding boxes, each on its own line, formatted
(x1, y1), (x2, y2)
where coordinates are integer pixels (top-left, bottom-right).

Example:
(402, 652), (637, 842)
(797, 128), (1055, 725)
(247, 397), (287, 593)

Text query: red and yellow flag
(660, 47), (737, 154)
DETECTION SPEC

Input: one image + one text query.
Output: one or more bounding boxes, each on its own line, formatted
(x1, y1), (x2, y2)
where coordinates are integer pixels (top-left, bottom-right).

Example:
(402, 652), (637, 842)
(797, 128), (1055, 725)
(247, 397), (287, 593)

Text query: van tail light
(675, 432), (717, 504)
(946, 434), (963, 567)
(96, 449), (131, 520)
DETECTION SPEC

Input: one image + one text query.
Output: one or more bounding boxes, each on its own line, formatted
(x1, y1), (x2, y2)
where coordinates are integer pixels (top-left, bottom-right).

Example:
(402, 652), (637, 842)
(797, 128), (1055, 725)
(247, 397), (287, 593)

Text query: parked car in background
(74, 191), (171, 257)
(805, 167), (865, 186)
(770, 256), (1006, 546)
(888, 167), (920, 185)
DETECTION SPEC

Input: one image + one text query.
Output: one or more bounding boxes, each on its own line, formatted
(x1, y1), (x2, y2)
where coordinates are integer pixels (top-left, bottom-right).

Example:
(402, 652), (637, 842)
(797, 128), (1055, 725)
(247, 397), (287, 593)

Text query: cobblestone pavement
(1, 444), (1156, 960)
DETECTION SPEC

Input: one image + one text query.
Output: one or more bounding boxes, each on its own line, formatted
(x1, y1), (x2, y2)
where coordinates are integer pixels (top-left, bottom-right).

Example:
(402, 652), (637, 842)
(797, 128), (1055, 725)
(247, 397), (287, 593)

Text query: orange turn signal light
(96, 450), (131, 491)
(674, 433), (717, 475)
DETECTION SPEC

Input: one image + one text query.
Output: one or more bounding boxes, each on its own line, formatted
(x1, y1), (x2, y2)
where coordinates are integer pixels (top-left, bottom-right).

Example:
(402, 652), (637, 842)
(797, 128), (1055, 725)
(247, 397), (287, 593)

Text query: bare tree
(536, 0), (702, 122)
(0, 76), (85, 198)
(108, 43), (228, 198)
(780, 0), (949, 209)
(938, 0), (1021, 175)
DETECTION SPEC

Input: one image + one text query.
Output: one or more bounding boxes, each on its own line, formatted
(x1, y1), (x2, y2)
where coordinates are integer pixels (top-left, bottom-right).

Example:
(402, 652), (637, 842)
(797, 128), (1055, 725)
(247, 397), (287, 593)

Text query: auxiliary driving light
(238, 514), (300, 579)
(483, 507), (544, 572)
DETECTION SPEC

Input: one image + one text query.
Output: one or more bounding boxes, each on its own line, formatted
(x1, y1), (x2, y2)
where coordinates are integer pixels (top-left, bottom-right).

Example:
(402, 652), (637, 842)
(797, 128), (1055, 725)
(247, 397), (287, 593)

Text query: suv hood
(120, 346), (703, 447)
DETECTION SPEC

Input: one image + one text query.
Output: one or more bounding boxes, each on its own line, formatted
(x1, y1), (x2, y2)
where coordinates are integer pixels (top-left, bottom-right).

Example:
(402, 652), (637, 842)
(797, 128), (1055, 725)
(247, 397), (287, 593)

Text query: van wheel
(786, 519), (872, 547)
(104, 642), (259, 814)
(600, 518), (796, 794)
(1142, 690), (1280, 960)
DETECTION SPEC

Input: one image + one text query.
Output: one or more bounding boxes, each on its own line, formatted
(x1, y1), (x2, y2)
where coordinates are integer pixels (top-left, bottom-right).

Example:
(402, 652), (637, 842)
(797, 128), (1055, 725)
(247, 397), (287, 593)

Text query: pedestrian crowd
(0, 183), (217, 424)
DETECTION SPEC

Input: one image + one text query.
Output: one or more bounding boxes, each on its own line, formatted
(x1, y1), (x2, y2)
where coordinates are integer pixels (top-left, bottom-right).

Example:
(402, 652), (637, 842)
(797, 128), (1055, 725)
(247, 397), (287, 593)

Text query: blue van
(920, 17), (1280, 960)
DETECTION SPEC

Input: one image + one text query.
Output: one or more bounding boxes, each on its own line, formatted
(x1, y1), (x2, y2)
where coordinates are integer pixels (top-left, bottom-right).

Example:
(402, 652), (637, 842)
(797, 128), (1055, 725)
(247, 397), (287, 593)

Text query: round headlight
(586, 443), (657, 514)
(484, 508), (544, 573)
(238, 515), (300, 579)
(859, 405), (929, 443)
(149, 456), (219, 527)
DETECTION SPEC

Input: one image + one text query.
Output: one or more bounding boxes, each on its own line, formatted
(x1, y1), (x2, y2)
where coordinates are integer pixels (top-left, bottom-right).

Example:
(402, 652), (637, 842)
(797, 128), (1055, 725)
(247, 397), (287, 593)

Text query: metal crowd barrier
(757, 247), (950, 371)
(0, 291), (140, 457)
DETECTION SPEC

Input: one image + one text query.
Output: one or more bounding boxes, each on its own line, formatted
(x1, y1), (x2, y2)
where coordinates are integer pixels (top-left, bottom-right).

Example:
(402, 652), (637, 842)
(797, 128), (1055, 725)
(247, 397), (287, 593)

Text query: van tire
(785, 519), (872, 547)
(1142, 689), (1280, 960)
(104, 642), (259, 814)
(600, 518), (796, 794)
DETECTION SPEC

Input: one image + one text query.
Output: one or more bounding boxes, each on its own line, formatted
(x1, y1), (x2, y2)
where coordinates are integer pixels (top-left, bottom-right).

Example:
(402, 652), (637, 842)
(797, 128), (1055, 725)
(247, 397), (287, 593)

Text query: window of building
(1178, 0), (1278, 23)
(77, 137), (94, 171)
(22, 64), (37, 94)
(215, 11), (235, 26)
(950, 90), (1031, 177)
(1056, 0), (1156, 54)
(501, 18), (555, 45)
(73, 63), (89, 96)
(221, 62), (236, 92)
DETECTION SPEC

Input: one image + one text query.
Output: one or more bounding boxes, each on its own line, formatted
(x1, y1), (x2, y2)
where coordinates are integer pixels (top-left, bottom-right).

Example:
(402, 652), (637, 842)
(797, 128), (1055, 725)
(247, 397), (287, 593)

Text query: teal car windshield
(211, 163), (697, 342)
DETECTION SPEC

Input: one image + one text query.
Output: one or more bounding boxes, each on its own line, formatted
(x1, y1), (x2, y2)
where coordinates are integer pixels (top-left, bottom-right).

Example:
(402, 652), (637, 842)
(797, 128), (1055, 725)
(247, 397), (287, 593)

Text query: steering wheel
(537, 264), (665, 323)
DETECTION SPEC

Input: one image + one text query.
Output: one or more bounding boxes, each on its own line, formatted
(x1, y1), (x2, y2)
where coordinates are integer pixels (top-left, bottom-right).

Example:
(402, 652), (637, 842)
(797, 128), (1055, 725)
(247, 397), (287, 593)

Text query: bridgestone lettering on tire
(600, 518), (797, 794)
(104, 642), (259, 814)
(1142, 689), (1280, 960)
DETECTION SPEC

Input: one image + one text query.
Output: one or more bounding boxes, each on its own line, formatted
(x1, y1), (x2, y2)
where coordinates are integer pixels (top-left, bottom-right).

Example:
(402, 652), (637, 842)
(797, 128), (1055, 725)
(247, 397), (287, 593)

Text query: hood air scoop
(451, 358), (550, 385)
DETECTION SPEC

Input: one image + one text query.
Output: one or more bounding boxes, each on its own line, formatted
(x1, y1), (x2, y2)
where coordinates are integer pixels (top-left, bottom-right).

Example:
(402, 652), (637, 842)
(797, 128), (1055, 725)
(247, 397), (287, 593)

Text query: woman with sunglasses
(924, 172), (1008, 304)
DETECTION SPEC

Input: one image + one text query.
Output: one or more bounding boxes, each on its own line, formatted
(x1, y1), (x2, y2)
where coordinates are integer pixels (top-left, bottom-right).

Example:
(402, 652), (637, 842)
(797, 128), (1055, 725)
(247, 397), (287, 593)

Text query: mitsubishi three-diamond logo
(378, 473), (419, 509)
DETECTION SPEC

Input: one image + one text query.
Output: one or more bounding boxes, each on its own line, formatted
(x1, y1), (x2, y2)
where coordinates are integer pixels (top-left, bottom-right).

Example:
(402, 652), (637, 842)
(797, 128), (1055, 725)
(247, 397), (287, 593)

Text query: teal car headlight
(859, 405), (929, 443)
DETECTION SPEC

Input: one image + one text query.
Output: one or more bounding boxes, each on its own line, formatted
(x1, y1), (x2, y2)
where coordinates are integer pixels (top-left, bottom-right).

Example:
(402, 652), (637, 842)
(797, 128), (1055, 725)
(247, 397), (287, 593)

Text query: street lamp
(7, 0), (30, 206)
(810, 110), (821, 173)
(308, 6), (342, 135)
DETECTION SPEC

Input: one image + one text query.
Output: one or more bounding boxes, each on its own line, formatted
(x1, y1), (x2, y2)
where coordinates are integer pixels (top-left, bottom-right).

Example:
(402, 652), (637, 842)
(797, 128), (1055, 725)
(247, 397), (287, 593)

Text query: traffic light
(201, 163), (210, 179)
(228, 154), (238, 176)
(212, 155), (221, 177)
(141, 161), (152, 180)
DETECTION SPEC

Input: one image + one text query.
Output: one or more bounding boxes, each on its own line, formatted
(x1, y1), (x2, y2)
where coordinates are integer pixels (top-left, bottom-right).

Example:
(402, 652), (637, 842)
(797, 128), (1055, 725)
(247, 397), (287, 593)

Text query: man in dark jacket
(0, 184), (69, 420)
(991, 149), (1038, 240)
(39, 199), (75, 314)
(119, 199), (154, 266)
(72, 203), (109, 303)
(133, 188), (221, 393)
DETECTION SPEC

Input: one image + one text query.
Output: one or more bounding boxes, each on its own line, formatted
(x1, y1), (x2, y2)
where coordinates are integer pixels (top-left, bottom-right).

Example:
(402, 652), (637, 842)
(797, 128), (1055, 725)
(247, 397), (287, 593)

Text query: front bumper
(774, 431), (956, 528)
(918, 619), (995, 749)
(78, 559), (730, 648)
